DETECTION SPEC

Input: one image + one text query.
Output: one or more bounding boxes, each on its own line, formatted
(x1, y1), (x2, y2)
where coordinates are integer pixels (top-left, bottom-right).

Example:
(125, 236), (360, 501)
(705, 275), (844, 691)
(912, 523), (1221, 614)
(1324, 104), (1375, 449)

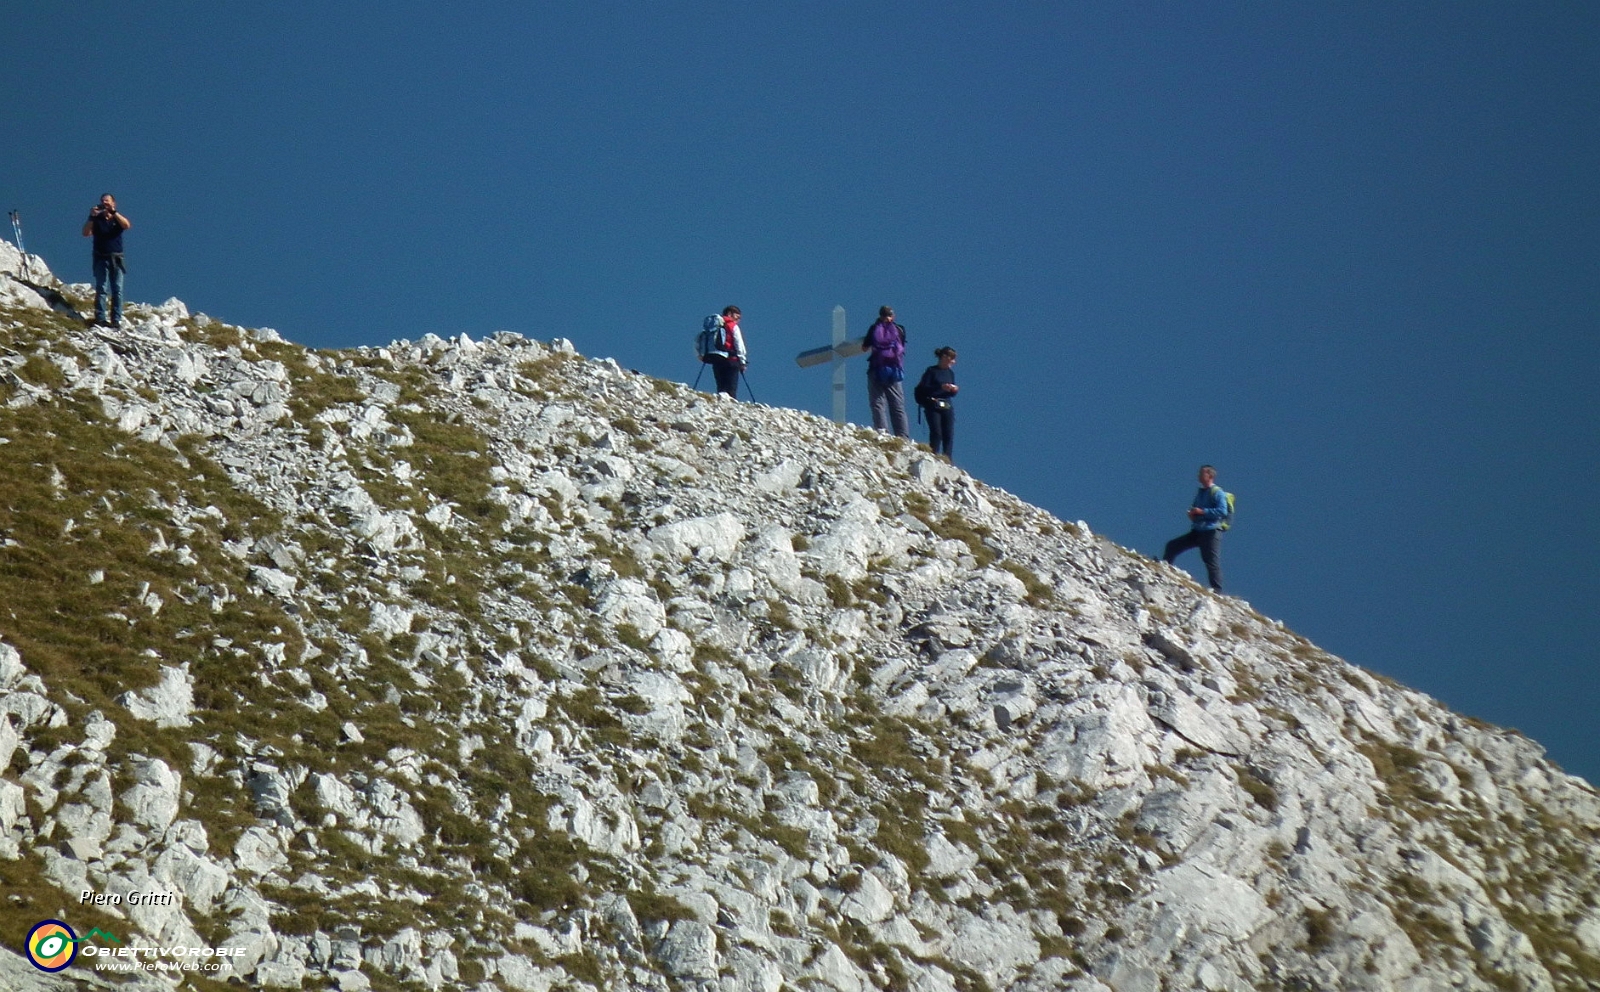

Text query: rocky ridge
(1, 241), (1598, 992)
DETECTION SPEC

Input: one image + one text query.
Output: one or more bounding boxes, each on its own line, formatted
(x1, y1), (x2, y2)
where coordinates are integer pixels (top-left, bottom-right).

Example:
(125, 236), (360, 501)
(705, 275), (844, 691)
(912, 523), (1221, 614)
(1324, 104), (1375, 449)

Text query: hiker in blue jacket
(1162, 464), (1228, 592)
(913, 346), (958, 459)
(864, 306), (909, 437)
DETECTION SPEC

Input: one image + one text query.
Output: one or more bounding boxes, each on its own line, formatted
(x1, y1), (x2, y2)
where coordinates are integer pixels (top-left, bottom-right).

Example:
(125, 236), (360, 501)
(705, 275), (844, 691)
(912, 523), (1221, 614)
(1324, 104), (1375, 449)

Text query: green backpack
(1210, 486), (1236, 531)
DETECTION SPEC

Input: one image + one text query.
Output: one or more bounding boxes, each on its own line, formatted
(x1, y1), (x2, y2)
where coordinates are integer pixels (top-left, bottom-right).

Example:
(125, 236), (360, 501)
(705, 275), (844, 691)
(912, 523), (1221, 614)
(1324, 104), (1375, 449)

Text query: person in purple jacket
(864, 305), (909, 437)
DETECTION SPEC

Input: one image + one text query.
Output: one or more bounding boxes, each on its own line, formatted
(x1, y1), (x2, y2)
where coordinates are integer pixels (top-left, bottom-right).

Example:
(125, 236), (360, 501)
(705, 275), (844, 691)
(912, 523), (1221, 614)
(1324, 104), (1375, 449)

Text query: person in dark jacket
(1162, 464), (1230, 592)
(81, 193), (131, 328)
(864, 306), (909, 437)
(914, 346), (958, 459)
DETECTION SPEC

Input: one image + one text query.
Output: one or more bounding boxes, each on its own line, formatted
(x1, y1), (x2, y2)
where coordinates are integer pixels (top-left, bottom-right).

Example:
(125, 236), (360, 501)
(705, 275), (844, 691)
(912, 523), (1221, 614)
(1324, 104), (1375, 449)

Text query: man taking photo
(82, 193), (131, 328)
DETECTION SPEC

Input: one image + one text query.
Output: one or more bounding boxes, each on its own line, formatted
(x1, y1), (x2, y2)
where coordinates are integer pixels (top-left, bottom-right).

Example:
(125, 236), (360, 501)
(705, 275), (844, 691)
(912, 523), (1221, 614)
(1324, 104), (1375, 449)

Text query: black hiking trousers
(1163, 529), (1222, 592)
(925, 403), (953, 458)
(710, 356), (741, 398)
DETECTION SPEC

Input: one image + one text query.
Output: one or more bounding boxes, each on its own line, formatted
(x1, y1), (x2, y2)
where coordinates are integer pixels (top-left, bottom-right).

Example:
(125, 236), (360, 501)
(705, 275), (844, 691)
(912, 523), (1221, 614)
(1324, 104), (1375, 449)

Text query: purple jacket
(865, 320), (906, 369)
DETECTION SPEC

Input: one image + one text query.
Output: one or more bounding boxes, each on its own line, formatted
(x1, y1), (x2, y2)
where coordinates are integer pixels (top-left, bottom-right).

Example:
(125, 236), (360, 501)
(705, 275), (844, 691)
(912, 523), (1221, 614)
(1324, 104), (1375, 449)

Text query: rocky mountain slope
(1, 241), (1598, 992)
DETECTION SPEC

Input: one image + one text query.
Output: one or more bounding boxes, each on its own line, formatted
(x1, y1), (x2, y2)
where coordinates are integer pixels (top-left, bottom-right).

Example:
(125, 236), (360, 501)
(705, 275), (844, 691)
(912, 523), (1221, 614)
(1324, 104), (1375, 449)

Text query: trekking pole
(692, 363), (707, 392)
(8, 211), (28, 281)
(740, 368), (757, 404)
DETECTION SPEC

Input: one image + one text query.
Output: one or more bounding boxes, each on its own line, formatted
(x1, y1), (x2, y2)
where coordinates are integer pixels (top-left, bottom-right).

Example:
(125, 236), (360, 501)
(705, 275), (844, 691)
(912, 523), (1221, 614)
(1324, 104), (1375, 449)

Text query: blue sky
(5, 3), (1598, 785)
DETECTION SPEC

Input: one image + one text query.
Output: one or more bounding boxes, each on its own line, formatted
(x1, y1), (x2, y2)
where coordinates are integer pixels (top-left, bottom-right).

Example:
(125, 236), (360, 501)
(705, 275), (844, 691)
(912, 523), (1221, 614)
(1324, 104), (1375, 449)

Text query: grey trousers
(868, 376), (910, 437)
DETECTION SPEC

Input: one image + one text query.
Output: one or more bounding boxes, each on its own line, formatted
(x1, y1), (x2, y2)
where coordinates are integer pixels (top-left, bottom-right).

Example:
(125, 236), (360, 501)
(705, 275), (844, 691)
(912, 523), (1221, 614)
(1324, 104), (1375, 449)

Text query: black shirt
(91, 213), (125, 255)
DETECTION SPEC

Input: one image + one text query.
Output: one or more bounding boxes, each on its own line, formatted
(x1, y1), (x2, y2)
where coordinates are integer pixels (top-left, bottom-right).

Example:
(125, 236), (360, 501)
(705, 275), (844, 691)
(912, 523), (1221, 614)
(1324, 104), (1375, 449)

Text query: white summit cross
(793, 305), (866, 424)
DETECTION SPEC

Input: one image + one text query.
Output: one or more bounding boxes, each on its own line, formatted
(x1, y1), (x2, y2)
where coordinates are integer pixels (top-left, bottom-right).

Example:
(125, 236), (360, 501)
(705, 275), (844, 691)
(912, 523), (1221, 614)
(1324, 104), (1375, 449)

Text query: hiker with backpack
(864, 306), (909, 437)
(913, 346), (958, 459)
(696, 305), (747, 398)
(82, 194), (131, 328)
(1161, 464), (1233, 592)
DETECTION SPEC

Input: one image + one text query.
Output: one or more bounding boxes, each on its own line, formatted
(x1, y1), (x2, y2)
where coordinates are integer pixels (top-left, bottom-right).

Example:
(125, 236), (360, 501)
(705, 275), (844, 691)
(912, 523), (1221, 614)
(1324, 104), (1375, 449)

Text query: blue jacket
(1190, 485), (1230, 531)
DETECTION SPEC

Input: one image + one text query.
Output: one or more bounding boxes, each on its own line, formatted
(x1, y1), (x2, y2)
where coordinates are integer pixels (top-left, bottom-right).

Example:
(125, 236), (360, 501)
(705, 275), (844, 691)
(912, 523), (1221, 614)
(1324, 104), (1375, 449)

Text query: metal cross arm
(795, 338), (865, 368)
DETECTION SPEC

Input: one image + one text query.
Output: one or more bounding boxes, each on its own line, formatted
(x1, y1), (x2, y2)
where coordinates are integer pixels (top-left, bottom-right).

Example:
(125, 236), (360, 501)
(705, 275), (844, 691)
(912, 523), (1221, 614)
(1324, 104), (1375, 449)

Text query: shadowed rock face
(0, 246), (1597, 992)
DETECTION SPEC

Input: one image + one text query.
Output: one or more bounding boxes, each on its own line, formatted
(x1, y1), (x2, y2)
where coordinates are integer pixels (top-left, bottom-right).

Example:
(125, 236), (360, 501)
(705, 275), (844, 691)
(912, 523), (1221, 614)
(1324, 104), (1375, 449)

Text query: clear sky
(5, 4), (1597, 785)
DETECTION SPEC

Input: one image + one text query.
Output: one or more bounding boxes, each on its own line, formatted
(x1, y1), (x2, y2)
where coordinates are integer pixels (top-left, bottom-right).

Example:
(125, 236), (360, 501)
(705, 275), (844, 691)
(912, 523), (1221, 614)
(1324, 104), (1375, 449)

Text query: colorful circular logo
(26, 920), (78, 972)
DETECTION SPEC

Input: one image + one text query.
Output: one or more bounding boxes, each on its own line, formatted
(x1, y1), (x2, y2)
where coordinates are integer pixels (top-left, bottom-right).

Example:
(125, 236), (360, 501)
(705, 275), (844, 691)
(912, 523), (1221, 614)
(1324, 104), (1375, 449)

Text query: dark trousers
(925, 404), (954, 457)
(1163, 528), (1222, 591)
(711, 357), (740, 397)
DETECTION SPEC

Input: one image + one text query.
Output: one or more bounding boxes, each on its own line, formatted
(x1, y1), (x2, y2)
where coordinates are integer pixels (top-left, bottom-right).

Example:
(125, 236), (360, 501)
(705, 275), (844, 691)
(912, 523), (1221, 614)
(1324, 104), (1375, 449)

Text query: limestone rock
(648, 512), (745, 560)
(656, 919), (718, 979)
(120, 757), (181, 832)
(117, 664), (195, 728)
(0, 642), (24, 690)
